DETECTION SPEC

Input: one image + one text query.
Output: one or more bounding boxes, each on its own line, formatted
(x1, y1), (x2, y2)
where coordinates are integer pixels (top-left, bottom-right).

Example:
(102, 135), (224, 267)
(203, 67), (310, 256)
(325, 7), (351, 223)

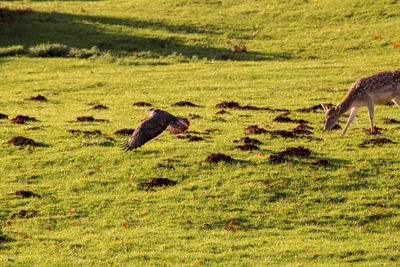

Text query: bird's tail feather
(169, 117), (190, 135)
(121, 142), (134, 152)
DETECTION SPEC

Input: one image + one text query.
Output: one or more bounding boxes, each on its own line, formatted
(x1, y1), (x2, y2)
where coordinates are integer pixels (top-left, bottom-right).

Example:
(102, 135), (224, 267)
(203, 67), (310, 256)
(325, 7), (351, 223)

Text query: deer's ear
(321, 103), (330, 111)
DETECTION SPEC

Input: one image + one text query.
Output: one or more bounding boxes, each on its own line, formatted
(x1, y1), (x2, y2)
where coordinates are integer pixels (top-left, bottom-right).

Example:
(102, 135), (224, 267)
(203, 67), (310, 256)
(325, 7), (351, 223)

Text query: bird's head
(145, 108), (155, 115)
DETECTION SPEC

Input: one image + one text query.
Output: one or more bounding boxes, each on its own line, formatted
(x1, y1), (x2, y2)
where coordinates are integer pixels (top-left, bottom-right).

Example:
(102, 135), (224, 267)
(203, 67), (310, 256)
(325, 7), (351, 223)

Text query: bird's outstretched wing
(168, 117), (190, 135)
(122, 117), (169, 151)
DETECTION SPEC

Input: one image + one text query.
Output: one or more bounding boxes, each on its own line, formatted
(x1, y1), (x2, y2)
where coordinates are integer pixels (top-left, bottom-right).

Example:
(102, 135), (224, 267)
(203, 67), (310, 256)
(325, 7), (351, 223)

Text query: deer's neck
(337, 94), (355, 115)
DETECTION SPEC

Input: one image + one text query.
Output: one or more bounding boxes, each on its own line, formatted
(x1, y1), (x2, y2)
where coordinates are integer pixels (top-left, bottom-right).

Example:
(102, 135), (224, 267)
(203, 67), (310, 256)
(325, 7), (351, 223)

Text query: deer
(321, 70), (400, 136)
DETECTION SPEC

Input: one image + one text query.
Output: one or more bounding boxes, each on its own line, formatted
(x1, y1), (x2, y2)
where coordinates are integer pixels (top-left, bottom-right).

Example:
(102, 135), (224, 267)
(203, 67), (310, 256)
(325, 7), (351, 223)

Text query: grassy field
(1, 0), (400, 265)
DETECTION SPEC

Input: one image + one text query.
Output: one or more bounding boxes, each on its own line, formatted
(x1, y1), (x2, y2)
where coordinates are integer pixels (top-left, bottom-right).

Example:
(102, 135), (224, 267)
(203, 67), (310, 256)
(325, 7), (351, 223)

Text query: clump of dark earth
(188, 136), (204, 142)
(0, 113), (8, 119)
(7, 136), (36, 146)
(139, 178), (177, 190)
(114, 128), (135, 136)
(360, 138), (393, 147)
(245, 125), (268, 134)
(25, 95), (48, 102)
(234, 144), (260, 151)
(215, 101), (241, 109)
(76, 116), (108, 122)
(331, 124), (341, 130)
(92, 104), (108, 110)
(154, 164), (174, 169)
(205, 153), (234, 163)
(273, 115), (309, 124)
(296, 103), (334, 113)
(292, 128), (313, 135)
(133, 102), (152, 107)
(383, 118), (400, 124)
(25, 126), (42, 131)
(11, 115), (38, 124)
(12, 210), (38, 219)
(294, 124), (313, 130)
(172, 101), (198, 107)
(216, 110), (228, 115)
(189, 114), (202, 119)
(233, 136), (263, 145)
(364, 127), (383, 135)
(384, 101), (394, 106)
(309, 159), (330, 166)
(269, 146), (311, 163)
(67, 129), (101, 136)
(13, 190), (41, 198)
(215, 101), (288, 112)
(269, 130), (297, 138)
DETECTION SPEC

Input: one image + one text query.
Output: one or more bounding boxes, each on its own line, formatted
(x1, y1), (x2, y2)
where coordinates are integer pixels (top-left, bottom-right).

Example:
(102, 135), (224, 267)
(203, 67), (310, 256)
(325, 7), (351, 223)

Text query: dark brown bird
(122, 108), (190, 151)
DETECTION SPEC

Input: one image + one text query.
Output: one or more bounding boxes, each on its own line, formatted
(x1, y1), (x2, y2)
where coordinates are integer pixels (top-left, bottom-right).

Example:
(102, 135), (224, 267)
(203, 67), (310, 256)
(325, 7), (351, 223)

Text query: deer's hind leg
(366, 101), (375, 134)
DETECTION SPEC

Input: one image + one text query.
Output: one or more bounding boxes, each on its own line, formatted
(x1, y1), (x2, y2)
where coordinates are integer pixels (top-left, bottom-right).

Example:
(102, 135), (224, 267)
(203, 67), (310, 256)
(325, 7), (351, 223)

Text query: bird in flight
(122, 108), (190, 151)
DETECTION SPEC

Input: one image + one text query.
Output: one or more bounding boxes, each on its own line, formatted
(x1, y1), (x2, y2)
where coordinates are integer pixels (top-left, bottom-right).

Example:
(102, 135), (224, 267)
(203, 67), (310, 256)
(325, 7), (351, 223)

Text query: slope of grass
(1, 0), (400, 265)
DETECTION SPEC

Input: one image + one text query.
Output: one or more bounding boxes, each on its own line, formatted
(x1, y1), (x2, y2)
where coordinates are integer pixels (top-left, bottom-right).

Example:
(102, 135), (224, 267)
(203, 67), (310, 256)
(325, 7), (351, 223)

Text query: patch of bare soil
(154, 164), (174, 169)
(215, 101), (241, 109)
(216, 110), (228, 115)
(25, 95), (48, 102)
(269, 130), (297, 138)
(13, 190), (41, 198)
(139, 178), (177, 190)
(294, 124), (313, 130)
(296, 103), (334, 113)
(383, 118), (400, 124)
(215, 101), (288, 112)
(68, 129), (101, 136)
(189, 114), (202, 119)
(233, 136), (263, 145)
(172, 101), (198, 107)
(205, 153), (234, 163)
(245, 125), (268, 134)
(92, 104), (108, 110)
(273, 115), (309, 124)
(0, 113), (8, 119)
(114, 128), (135, 136)
(364, 127), (383, 135)
(360, 138), (393, 147)
(269, 146), (311, 163)
(234, 144), (260, 151)
(292, 128), (313, 135)
(12, 210), (38, 219)
(7, 136), (36, 146)
(76, 116), (108, 122)
(11, 115), (38, 124)
(309, 159), (330, 166)
(133, 102), (152, 107)
(188, 136), (204, 142)
(25, 126), (42, 131)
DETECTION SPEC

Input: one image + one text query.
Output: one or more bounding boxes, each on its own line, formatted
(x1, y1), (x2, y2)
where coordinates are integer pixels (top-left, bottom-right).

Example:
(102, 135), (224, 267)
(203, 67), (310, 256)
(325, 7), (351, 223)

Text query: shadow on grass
(0, 8), (292, 61)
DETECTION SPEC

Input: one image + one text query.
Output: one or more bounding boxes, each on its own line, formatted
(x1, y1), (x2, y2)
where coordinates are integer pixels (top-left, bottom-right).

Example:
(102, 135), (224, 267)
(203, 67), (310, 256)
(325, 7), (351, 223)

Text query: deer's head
(321, 103), (341, 130)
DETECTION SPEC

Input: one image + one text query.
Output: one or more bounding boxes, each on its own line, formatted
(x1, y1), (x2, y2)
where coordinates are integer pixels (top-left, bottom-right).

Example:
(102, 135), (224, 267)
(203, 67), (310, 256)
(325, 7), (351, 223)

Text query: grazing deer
(321, 71), (400, 136)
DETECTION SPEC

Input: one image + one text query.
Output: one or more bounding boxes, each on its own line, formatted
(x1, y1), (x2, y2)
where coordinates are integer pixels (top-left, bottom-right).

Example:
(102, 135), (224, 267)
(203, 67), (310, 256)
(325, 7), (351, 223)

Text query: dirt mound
(205, 153), (234, 163)
(292, 128), (312, 135)
(139, 178), (177, 190)
(361, 138), (393, 146)
(154, 164), (174, 169)
(76, 116), (108, 122)
(383, 118), (400, 124)
(25, 94), (48, 102)
(11, 115), (38, 124)
(12, 210), (38, 218)
(0, 113), (8, 119)
(234, 144), (260, 151)
(364, 127), (383, 135)
(92, 104), (108, 110)
(7, 136), (36, 146)
(189, 114), (202, 119)
(269, 130), (297, 138)
(245, 125), (268, 134)
(25, 126), (42, 131)
(188, 136), (204, 142)
(233, 136), (263, 145)
(215, 101), (241, 109)
(273, 115), (309, 124)
(294, 124), (313, 130)
(269, 146), (311, 163)
(133, 102), (152, 107)
(114, 128), (135, 136)
(296, 103), (334, 113)
(13, 190), (41, 198)
(216, 110), (228, 114)
(172, 101), (198, 107)
(68, 129), (101, 136)
(215, 101), (287, 112)
(309, 159), (330, 166)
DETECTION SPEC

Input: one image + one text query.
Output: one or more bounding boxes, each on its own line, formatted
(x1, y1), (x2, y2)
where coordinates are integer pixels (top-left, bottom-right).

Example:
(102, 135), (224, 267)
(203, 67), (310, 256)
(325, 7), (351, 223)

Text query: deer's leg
(341, 107), (360, 136)
(392, 98), (400, 109)
(367, 101), (375, 133)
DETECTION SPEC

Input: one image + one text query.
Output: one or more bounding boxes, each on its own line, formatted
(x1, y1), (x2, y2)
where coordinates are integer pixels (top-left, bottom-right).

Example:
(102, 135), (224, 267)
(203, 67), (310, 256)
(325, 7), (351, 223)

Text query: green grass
(1, 0), (400, 265)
